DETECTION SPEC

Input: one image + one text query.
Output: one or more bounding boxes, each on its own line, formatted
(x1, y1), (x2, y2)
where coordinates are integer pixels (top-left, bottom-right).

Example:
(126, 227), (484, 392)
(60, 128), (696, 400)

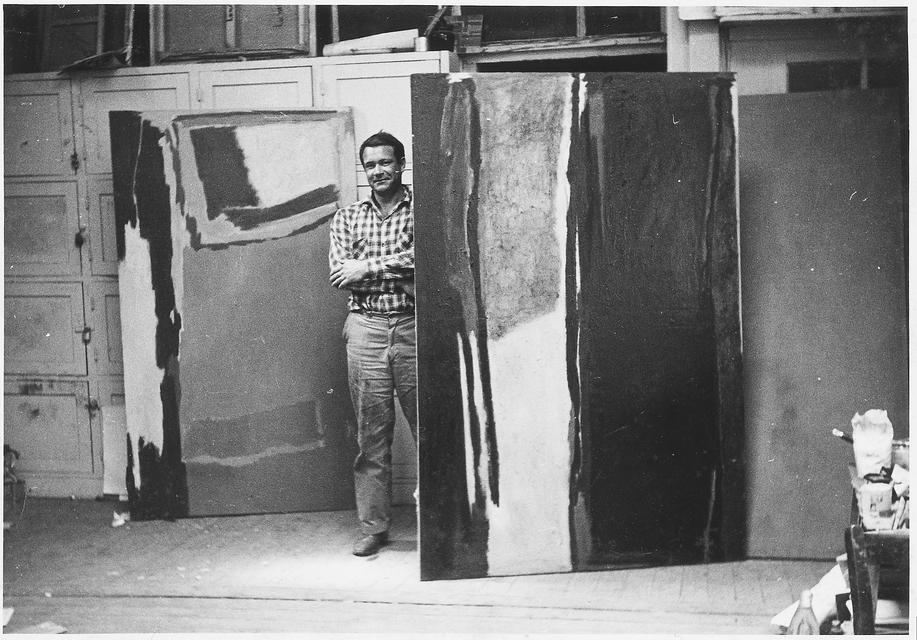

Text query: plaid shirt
(329, 186), (414, 314)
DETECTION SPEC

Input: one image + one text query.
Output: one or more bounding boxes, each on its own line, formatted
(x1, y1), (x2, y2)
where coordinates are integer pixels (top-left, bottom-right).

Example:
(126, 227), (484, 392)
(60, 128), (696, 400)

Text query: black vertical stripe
(462, 79), (501, 506)
(565, 75), (585, 566)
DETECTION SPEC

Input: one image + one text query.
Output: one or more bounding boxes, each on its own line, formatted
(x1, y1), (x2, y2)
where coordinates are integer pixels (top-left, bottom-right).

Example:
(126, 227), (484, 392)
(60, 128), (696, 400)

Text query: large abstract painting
(413, 73), (743, 579)
(111, 110), (358, 518)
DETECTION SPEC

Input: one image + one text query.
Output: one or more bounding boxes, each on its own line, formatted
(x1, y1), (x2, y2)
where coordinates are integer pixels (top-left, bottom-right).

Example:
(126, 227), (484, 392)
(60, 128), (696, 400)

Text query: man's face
(362, 145), (405, 198)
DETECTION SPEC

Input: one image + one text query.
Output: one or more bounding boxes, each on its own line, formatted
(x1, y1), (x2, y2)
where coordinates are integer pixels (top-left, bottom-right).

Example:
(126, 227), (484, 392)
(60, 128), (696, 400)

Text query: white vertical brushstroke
(484, 77), (576, 576)
(578, 73), (588, 122)
(119, 225), (164, 490)
(457, 332), (476, 511)
(575, 74), (586, 472)
(466, 329), (492, 502)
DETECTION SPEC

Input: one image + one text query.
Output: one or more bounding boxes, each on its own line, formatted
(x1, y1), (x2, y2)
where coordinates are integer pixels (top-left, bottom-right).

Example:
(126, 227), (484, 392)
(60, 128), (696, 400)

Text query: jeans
(343, 311), (417, 535)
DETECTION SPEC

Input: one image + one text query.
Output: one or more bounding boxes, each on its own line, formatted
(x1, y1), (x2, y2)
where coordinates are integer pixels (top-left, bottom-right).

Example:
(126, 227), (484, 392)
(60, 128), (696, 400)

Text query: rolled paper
(323, 29), (419, 57)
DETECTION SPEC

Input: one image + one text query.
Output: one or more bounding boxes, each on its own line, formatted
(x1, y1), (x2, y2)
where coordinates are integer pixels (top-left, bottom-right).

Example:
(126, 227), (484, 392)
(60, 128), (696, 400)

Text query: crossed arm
(328, 212), (414, 294)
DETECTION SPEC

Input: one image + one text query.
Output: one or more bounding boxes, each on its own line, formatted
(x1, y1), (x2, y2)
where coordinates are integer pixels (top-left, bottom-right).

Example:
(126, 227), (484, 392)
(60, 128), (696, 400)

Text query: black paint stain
(222, 184), (340, 230)
(189, 126), (259, 219)
(110, 112), (140, 260)
(17, 381), (44, 395)
(186, 209), (337, 251)
(125, 433), (135, 501)
(127, 436), (185, 521)
(166, 124), (186, 225)
(184, 214), (203, 249)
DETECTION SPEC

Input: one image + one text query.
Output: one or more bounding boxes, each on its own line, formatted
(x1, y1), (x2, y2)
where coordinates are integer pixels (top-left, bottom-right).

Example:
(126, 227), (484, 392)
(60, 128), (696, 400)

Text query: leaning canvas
(110, 109), (358, 519)
(412, 73), (742, 580)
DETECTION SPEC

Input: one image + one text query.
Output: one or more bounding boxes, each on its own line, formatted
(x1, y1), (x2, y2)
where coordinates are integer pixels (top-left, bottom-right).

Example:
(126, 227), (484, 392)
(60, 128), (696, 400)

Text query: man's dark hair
(359, 131), (405, 166)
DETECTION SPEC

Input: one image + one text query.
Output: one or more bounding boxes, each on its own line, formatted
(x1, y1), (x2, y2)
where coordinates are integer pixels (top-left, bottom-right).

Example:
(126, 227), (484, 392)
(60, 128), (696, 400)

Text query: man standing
(329, 132), (417, 556)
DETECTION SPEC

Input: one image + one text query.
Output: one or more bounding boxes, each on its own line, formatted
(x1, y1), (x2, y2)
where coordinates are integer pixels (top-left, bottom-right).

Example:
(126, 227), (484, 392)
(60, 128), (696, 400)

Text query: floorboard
(3, 498), (837, 634)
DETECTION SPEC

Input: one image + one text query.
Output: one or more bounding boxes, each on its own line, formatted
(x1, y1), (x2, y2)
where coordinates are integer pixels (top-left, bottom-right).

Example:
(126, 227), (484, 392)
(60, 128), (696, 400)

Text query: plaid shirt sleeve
(365, 226), (413, 280)
(328, 206), (351, 273)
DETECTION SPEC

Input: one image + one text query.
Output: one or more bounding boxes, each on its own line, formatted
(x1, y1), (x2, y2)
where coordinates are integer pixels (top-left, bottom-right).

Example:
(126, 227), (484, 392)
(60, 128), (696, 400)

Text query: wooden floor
(3, 498), (835, 634)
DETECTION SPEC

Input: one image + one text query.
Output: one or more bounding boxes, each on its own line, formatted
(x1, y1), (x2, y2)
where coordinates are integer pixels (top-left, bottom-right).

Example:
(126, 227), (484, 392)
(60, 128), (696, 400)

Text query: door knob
(74, 225), (88, 248)
(75, 326), (92, 344)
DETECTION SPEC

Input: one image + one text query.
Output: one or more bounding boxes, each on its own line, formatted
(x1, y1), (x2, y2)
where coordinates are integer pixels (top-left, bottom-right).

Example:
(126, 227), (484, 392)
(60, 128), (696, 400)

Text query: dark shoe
(352, 532), (389, 556)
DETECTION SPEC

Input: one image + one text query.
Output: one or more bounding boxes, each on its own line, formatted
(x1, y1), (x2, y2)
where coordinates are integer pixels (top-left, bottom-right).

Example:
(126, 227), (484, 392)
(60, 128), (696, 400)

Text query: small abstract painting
(111, 110), (358, 518)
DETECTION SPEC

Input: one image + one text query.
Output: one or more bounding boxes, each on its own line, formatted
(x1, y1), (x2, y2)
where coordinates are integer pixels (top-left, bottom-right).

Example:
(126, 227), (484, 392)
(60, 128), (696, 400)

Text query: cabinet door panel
(5, 281), (87, 375)
(4, 78), (75, 177)
(86, 176), (119, 276)
(80, 73), (192, 175)
(4, 379), (95, 478)
(4, 181), (82, 276)
(198, 66), (315, 109)
(98, 379), (127, 497)
(89, 280), (123, 375)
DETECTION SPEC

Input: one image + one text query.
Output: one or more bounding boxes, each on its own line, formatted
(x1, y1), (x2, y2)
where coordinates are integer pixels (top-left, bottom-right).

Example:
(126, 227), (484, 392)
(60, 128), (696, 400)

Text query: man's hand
(398, 280), (415, 298)
(330, 259), (371, 289)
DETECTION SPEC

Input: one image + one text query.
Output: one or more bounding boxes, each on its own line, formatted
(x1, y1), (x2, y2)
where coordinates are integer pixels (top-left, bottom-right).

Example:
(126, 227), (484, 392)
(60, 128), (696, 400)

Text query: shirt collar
(366, 185), (412, 214)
